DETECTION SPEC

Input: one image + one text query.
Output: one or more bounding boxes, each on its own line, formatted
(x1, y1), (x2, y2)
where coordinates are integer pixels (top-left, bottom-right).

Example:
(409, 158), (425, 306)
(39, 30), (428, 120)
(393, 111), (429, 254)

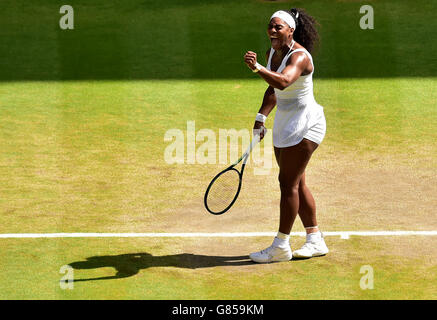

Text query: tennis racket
(204, 133), (261, 215)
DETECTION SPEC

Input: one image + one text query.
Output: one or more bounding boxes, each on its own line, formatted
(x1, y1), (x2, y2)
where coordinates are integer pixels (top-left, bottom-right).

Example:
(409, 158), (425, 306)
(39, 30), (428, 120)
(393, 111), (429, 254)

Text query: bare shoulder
(290, 51), (309, 63)
(287, 45), (312, 73)
(284, 51), (312, 75)
(291, 42), (309, 61)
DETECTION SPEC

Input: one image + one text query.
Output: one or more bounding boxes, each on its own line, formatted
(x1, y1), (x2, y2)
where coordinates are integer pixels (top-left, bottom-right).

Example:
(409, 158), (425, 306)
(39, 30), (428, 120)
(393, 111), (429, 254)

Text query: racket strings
(205, 169), (241, 214)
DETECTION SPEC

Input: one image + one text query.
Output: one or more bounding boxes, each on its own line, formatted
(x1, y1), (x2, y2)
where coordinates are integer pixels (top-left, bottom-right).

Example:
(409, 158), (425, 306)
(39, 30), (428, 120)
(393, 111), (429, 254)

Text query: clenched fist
(244, 51), (258, 70)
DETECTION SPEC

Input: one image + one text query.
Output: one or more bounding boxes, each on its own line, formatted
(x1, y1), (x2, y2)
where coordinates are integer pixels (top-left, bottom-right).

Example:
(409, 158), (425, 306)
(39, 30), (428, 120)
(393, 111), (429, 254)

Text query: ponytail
(289, 8), (320, 54)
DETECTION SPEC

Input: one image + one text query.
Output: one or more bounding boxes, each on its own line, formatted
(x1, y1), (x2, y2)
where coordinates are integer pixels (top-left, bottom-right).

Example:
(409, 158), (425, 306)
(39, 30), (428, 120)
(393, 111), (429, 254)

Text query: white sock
(273, 232), (290, 248)
(307, 231), (322, 243)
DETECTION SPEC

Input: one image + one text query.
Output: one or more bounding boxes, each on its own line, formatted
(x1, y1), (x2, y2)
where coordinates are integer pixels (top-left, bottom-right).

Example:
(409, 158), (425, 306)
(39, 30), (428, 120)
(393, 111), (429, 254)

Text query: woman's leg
(250, 139), (319, 263)
(298, 173), (319, 233)
(293, 162), (330, 258)
(275, 139), (318, 234)
(275, 144), (319, 233)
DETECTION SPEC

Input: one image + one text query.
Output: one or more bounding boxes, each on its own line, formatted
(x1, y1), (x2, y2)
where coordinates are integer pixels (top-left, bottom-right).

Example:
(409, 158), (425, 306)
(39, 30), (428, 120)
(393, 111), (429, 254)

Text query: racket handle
(242, 134), (261, 164)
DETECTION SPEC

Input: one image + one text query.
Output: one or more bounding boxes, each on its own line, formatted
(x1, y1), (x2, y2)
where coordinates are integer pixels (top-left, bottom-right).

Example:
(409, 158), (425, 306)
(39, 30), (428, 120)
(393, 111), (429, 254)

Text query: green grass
(1, 237), (435, 299)
(1, 78), (436, 234)
(0, 0), (436, 300)
(0, 0), (436, 80)
(1, 78), (436, 300)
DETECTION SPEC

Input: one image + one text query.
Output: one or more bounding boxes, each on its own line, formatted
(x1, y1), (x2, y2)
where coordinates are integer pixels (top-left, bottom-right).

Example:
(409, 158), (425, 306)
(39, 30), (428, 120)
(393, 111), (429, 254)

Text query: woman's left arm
(244, 51), (307, 90)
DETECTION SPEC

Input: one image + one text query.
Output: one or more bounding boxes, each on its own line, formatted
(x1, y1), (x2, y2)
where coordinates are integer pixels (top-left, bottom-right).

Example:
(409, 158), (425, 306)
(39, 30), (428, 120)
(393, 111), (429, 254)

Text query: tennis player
(244, 8), (328, 263)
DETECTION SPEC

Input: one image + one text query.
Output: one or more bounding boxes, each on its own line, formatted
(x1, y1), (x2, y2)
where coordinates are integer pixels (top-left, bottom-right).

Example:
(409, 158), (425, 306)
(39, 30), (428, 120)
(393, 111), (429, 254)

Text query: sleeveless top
(266, 47), (323, 147)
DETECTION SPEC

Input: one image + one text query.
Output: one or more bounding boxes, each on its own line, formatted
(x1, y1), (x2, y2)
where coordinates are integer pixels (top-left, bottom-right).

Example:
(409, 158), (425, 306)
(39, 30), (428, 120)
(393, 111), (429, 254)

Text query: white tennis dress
(267, 47), (326, 147)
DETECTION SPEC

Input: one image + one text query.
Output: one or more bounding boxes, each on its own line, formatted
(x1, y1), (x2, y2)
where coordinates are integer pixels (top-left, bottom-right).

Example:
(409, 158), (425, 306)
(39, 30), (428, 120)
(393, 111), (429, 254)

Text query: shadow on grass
(68, 252), (257, 282)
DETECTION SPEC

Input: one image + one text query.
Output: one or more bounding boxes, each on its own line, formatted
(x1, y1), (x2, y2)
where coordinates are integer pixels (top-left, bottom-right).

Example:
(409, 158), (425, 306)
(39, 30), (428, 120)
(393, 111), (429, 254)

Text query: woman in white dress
(244, 8), (329, 263)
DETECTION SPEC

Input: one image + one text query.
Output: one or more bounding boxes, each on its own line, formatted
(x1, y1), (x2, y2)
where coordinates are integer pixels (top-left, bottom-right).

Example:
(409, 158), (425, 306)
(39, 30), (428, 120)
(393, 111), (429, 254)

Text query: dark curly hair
(289, 8), (320, 54)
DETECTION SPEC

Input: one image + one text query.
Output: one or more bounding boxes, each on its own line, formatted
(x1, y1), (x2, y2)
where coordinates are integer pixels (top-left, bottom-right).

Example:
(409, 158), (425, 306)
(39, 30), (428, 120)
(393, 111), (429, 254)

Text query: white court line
(0, 231), (436, 239)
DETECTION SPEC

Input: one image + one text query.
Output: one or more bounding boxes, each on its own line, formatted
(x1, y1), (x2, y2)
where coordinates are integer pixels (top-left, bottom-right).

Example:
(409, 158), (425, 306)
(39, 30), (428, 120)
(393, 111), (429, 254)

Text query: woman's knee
(298, 178), (306, 192)
(278, 173), (300, 194)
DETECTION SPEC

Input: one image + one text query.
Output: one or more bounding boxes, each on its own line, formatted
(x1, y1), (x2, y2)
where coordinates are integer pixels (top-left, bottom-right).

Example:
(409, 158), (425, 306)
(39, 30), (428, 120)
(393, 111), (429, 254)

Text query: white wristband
(255, 113), (267, 123)
(252, 62), (262, 73)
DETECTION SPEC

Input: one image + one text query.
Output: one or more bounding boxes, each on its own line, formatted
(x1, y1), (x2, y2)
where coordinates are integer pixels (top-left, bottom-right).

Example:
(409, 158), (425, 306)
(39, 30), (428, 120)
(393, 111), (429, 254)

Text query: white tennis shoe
(293, 232), (329, 258)
(249, 244), (293, 263)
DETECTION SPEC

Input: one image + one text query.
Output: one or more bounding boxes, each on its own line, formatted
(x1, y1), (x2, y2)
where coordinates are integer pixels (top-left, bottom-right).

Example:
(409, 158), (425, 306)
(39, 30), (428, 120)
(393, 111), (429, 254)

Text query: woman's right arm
(245, 50), (307, 90)
(253, 52), (276, 139)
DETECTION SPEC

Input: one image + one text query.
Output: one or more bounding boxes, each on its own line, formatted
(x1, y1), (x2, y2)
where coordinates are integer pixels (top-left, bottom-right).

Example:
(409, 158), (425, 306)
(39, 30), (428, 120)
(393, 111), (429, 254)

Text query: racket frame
(204, 135), (260, 215)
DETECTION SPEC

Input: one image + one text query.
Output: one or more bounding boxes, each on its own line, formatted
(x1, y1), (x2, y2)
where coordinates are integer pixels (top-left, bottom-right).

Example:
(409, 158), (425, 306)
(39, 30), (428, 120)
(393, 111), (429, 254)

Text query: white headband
(270, 10), (297, 29)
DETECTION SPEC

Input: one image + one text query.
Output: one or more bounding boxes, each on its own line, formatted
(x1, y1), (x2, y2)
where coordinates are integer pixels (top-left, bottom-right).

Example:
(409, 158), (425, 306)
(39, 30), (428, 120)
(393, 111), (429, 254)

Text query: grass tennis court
(0, 0), (436, 299)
